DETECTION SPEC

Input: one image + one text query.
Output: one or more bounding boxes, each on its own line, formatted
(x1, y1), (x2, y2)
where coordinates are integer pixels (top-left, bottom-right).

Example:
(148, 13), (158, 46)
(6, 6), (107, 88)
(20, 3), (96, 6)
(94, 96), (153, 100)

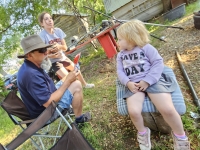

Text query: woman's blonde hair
(117, 19), (150, 47)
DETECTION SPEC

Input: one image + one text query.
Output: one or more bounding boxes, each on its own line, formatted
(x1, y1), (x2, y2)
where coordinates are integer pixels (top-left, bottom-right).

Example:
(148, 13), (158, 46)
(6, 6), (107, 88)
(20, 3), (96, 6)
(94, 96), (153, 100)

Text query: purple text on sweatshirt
(116, 44), (164, 86)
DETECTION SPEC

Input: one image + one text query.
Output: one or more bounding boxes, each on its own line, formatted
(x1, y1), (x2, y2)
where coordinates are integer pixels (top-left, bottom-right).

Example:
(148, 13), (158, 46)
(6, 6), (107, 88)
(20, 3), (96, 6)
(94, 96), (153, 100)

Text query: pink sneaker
(171, 132), (190, 150)
(137, 127), (151, 150)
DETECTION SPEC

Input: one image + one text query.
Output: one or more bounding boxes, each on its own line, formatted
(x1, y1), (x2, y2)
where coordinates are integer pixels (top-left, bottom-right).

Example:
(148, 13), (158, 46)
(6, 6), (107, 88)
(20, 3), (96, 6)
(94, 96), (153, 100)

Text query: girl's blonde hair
(117, 19), (150, 47)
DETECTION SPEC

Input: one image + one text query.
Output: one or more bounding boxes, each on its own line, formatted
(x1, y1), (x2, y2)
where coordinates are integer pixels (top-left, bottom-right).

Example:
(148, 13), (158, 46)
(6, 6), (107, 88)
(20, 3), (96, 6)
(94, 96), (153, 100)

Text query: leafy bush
(0, 77), (9, 102)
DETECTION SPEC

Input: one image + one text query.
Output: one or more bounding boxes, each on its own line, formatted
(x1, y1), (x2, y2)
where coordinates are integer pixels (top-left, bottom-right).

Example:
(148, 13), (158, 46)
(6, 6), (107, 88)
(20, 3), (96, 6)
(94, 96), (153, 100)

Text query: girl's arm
(48, 39), (67, 59)
(57, 28), (68, 51)
(142, 44), (164, 86)
(116, 52), (131, 86)
(57, 39), (68, 51)
(52, 39), (67, 52)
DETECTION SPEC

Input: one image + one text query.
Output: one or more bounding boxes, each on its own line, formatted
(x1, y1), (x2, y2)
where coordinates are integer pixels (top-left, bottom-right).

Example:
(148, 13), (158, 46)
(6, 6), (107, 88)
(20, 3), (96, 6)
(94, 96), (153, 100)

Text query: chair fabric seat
(0, 91), (94, 150)
(116, 66), (186, 116)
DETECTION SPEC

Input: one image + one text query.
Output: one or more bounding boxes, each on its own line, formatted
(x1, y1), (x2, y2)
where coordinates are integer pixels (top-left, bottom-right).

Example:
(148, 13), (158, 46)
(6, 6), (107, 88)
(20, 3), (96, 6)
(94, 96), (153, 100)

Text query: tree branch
(0, 19), (18, 34)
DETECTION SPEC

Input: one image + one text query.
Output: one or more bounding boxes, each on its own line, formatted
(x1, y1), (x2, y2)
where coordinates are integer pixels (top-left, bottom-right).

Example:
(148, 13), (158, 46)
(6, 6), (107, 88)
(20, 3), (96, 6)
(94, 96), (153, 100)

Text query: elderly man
(17, 34), (91, 124)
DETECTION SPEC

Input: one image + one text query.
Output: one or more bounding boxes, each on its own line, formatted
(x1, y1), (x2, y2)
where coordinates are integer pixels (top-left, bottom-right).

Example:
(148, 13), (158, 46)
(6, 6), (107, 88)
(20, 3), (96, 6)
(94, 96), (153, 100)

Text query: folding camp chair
(116, 66), (186, 133)
(0, 90), (94, 150)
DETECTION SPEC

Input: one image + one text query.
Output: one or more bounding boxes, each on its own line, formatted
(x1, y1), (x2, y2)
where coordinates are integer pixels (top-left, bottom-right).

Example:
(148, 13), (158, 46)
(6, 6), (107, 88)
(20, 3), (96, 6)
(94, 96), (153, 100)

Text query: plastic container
(161, 3), (186, 21)
(193, 15), (200, 29)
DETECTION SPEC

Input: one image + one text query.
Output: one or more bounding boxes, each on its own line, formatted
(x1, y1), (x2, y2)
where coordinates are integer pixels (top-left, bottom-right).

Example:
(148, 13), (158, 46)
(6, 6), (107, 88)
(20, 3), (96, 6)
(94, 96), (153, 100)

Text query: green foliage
(0, 77), (13, 143)
(66, 0), (106, 25)
(185, 1), (199, 16)
(0, 0), (54, 67)
(0, 77), (8, 99)
(0, 0), (106, 69)
(80, 47), (105, 65)
(0, 107), (17, 143)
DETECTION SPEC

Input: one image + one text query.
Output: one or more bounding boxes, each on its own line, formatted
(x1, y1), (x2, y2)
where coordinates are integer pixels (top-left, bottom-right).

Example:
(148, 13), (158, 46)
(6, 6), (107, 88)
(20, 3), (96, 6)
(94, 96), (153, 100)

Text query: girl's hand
(56, 62), (63, 69)
(136, 80), (149, 91)
(48, 43), (60, 54)
(127, 81), (139, 93)
(54, 51), (62, 58)
(53, 43), (60, 50)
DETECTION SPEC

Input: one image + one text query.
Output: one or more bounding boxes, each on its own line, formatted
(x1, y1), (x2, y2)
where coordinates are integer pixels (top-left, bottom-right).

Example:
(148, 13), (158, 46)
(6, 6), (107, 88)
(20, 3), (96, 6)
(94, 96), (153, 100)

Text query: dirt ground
(156, 14), (200, 104)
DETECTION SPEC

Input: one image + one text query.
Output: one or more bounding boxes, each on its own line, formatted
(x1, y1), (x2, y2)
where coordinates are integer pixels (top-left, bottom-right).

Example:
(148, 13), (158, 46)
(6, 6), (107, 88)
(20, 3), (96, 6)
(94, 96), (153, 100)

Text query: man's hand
(63, 70), (79, 84)
(127, 81), (139, 93)
(136, 80), (149, 91)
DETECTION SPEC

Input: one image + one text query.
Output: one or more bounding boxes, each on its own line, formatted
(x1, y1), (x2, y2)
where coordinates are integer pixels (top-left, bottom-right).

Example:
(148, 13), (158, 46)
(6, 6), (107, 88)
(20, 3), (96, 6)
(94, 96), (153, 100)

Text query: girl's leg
(55, 67), (88, 88)
(77, 72), (87, 87)
(77, 72), (95, 88)
(148, 93), (184, 135)
(128, 92), (151, 150)
(56, 67), (69, 79)
(127, 92), (146, 132)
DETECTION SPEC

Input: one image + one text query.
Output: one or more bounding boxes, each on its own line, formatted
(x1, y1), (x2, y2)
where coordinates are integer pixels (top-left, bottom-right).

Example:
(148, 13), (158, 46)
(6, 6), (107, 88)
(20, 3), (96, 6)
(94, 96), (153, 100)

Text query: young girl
(38, 12), (94, 88)
(116, 20), (190, 150)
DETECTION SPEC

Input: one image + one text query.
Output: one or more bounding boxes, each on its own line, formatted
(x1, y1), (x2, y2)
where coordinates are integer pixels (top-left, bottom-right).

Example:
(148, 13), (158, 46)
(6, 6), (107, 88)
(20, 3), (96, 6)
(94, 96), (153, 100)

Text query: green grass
(80, 46), (106, 65)
(0, 107), (20, 144)
(185, 1), (200, 16)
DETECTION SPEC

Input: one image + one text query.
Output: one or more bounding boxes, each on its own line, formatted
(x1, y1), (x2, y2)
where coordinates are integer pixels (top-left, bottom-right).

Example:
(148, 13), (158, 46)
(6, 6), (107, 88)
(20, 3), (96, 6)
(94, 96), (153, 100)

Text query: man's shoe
(75, 112), (91, 124)
(137, 127), (151, 150)
(171, 132), (190, 150)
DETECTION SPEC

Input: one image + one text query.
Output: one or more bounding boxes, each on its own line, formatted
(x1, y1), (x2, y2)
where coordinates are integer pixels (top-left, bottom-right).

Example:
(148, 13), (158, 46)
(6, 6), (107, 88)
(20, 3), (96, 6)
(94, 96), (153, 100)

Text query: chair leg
(56, 108), (72, 129)
(38, 138), (45, 150)
(67, 114), (73, 122)
(53, 117), (63, 145)
(29, 137), (42, 150)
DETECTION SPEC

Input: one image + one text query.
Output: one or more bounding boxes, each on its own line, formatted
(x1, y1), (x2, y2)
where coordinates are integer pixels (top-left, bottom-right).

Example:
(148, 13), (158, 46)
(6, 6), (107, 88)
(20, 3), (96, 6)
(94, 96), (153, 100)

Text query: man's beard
(40, 57), (52, 72)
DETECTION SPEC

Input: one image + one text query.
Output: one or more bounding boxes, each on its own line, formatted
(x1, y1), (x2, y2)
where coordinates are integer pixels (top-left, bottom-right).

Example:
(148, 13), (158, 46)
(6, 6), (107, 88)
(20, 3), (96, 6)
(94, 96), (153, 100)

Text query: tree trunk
(142, 112), (171, 134)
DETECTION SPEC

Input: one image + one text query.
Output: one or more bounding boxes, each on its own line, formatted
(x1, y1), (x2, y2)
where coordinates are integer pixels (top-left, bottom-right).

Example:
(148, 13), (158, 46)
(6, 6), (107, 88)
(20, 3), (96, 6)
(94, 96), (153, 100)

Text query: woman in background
(38, 12), (94, 88)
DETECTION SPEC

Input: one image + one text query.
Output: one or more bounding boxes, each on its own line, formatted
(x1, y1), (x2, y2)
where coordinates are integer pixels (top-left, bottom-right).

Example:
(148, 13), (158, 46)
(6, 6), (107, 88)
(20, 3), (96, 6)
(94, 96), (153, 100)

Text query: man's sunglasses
(32, 48), (47, 53)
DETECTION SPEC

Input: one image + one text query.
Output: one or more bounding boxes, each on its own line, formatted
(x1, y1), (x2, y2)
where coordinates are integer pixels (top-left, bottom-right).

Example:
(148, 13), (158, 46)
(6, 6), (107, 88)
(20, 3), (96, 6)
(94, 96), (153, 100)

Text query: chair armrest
(18, 119), (36, 125)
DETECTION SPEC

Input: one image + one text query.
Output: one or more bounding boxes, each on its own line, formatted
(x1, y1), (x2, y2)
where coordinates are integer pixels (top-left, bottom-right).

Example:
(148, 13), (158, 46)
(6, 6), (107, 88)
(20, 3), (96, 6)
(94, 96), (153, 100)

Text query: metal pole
(150, 34), (166, 42)
(83, 6), (164, 42)
(176, 51), (200, 110)
(83, 6), (184, 30)
(83, 6), (182, 42)
(143, 22), (184, 30)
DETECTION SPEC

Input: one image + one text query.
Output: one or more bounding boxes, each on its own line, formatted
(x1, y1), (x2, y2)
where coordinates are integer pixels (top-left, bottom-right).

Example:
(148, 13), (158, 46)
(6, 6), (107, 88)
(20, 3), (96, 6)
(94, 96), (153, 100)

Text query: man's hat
(17, 34), (52, 58)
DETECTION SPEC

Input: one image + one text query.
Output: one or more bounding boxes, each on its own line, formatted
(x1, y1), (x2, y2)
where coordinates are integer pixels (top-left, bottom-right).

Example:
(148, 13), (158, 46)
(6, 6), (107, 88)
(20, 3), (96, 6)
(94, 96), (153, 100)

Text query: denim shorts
(123, 73), (177, 99)
(55, 80), (73, 109)
(45, 80), (73, 124)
